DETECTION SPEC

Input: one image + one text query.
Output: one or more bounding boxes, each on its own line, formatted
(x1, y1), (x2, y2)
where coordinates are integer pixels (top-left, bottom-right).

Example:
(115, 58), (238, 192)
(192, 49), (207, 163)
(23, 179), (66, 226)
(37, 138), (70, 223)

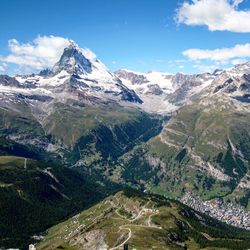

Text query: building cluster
(181, 192), (250, 230)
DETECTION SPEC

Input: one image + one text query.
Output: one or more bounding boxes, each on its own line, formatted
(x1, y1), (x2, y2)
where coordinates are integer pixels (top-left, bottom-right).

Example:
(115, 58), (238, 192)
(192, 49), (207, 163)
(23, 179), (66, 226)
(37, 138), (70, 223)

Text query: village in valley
(181, 192), (250, 230)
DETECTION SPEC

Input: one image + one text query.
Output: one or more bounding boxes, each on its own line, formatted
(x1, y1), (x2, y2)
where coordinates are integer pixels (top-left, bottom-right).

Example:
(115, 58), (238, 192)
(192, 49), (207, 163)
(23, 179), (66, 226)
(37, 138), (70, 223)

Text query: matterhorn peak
(52, 40), (93, 75)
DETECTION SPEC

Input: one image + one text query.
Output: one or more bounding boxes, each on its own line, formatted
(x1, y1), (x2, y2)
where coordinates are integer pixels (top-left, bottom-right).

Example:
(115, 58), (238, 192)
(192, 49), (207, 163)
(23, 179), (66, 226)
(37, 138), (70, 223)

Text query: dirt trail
(109, 227), (132, 250)
(109, 200), (163, 249)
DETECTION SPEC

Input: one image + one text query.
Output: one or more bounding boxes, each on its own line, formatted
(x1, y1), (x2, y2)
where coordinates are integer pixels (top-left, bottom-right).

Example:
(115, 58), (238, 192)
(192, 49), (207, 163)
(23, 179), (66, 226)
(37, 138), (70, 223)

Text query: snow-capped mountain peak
(212, 69), (224, 76)
(1, 41), (142, 105)
(52, 41), (93, 75)
(115, 69), (216, 113)
(227, 61), (250, 77)
(1, 40), (250, 114)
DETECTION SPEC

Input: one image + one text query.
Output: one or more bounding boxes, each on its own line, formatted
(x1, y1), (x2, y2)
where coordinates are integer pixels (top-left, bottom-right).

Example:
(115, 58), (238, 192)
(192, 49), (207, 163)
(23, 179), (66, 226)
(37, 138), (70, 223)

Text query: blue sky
(0, 0), (250, 75)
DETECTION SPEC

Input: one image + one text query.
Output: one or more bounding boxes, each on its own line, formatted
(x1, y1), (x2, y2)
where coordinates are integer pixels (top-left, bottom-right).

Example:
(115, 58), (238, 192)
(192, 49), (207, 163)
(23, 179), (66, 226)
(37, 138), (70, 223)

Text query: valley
(0, 40), (249, 250)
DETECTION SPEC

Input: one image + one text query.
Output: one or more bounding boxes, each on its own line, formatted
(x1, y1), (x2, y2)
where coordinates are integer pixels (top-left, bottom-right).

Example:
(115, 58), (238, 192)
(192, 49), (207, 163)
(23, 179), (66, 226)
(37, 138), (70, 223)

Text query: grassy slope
(37, 189), (250, 250)
(0, 101), (164, 249)
(50, 103), (165, 190)
(43, 103), (160, 147)
(0, 100), (163, 160)
(132, 96), (250, 207)
(0, 101), (46, 140)
(0, 156), (106, 249)
(2, 98), (250, 248)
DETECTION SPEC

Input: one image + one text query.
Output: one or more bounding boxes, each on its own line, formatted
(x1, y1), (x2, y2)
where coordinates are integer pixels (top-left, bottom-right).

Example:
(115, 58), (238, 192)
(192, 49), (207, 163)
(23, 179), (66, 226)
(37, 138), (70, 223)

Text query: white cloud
(193, 64), (219, 73)
(176, 0), (250, 32)
(183, 43), (250, 72)
(231, 58), (248, 65)
(183, 43), (250, 61)
(0, 35), (70, 71)
(82, 48), (97, 61)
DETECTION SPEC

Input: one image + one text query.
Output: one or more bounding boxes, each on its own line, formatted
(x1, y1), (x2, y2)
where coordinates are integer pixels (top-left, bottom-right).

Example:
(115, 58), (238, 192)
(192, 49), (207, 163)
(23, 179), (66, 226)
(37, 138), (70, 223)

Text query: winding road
(109, 200), (162, 249)
(109, 226), (132, 250)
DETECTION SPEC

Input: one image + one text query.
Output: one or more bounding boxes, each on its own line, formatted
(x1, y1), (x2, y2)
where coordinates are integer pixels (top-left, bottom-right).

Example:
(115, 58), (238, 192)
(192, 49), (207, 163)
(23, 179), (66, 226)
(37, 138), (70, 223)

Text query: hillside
(144, 80), (250, 206)
(37, 189), (250, 250)
(0, 100), (164, 249)
(111, 67), (250, 211)
(0, 156), (107, 249)
(109, 95), (250, 215)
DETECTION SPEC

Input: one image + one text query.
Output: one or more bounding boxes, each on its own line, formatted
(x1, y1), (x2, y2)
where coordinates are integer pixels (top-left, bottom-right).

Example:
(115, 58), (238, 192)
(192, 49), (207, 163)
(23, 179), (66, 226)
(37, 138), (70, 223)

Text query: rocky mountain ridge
(0, 41), (142, 112)
(1, 41), (250, 116)
(116, 63), (250, 113)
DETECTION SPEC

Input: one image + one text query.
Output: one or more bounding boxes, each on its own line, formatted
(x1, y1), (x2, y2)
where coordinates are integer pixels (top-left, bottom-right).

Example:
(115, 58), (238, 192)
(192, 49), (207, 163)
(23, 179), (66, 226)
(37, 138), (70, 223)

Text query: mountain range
(0, 41), (250, 250)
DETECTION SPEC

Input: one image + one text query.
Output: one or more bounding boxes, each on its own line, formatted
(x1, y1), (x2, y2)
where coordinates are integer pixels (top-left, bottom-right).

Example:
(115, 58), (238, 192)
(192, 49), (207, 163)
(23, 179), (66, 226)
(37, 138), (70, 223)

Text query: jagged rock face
(120, 87), (143, 103)
(167, 73), (213, 103)
(171, 73), (211, 88)
(213, 78), (237, 94)
(115, 69), (149, 85)
(212, 69), (224, 76)
(116, 63), (250, 113)
(240, 74), (250, 93)
(0, 42), (146, 171)
(229, 62), (250, 76)
(207, 69), (250, 104)
(1, 42), (250, 250)
(52, 43), (92, 75)
(0, 75), (21, 87)
(115, 69), (215, 113)
(39, 68), (52, 76)
(146, 84), (163, 95)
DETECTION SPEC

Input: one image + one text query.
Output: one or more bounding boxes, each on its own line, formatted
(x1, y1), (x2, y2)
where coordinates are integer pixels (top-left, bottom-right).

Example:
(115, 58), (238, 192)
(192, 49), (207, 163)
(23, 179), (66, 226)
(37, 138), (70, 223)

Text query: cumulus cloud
(183, 43), (250, 72)
(193, 64), (219, 73)
(0, 35), (70, 71)
(183, 43), (250, 61)
(176, 0), (250, 32)
(231, 58), (248, 65)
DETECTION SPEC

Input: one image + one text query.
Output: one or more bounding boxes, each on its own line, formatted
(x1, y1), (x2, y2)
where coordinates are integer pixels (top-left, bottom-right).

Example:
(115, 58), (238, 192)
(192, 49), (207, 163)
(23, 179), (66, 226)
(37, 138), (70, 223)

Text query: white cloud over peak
(193, 63), (219, 73)
(0, 35), (70, 71)
(176, 0), (250, 32)
(231, 58), (248, 65)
